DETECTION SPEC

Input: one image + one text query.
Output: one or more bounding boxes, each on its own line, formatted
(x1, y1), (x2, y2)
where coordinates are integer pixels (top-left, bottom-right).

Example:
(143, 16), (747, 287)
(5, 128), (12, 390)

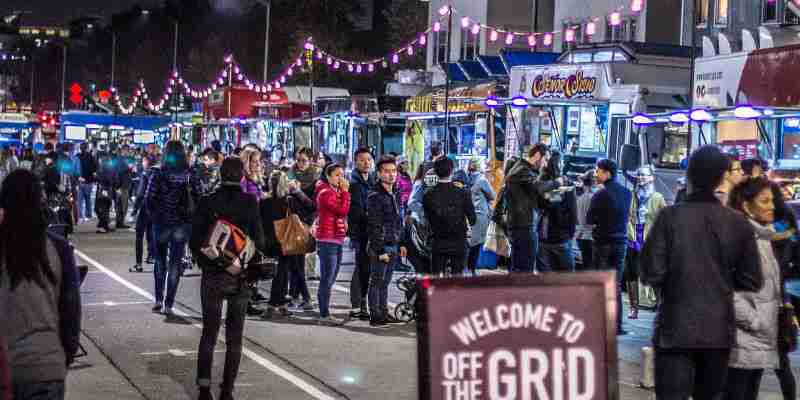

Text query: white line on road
(74, 249), (339, 400)
(84, 301), (152, 307)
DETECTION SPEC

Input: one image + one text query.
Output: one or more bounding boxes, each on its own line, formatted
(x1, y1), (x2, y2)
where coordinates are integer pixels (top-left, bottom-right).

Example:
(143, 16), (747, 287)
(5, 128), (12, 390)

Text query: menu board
(719, 140), (758, 160)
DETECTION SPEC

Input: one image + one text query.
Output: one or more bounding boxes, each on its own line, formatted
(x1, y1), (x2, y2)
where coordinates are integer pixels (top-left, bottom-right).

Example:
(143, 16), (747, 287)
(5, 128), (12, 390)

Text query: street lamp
(256, 0), (271, 82)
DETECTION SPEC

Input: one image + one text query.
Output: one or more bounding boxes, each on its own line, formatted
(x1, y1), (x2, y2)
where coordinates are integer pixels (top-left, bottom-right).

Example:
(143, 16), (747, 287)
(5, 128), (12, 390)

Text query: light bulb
(528, 35), (536, 46)
(544, 33), (553, 46)
(471, 24), (480, 35)
(419, 33), (426, 45)
(490, 30), (498, 41)
(461, 17), (470, 28)
(434, 22), (441, 32)
(505, 33), (514, 45)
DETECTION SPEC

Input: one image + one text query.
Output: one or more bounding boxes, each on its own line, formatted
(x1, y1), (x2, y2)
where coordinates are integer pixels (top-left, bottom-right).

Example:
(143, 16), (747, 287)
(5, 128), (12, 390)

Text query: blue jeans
(593, 240), (627, 330)
(78, 183), (94, 220)
(317, 242), (343, 318)
(536, 241), (575, 272)
(13, 381), (65, 400)
(509, 226), (539, 273)
(152, 223), (191, 308)
(368, 252), (398, 321)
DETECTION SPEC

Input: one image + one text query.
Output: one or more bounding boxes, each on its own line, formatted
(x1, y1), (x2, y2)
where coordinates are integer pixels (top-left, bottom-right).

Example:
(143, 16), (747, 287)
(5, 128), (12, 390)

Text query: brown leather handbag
(274, 210), (314, 256)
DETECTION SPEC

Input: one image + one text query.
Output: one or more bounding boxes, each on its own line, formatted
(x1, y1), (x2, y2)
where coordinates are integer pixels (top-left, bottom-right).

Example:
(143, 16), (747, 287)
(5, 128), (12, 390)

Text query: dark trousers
(536, 241), (575, 272)
(350, 239), (371, 309)
(152, 223), (190, 308)
(576, 239), (593, 271)
(134, 212), (154, 265)
(368, 254), (397, 321)
(94, 189), (113, 230)
(196, 273), (250, 393)
(655, 347), (730, 400)
(725, 368), (764, 400)
(466, 244), (482, 276)
(287, 255), (310, 302)
(268, 255), (291, 307)
(593, 240), (627, 330)
(776, 351), (796, 400)
(115, 185), (130, 226)
(12, 381), (65, 400)
(431, 249), (466, 276)
(78, 183), (93, 220)
(509, 226), (538, 273)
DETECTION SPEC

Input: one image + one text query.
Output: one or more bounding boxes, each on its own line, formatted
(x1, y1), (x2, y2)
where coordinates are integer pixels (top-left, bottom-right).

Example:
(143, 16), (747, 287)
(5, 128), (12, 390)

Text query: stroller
(394, 275), (418, 322)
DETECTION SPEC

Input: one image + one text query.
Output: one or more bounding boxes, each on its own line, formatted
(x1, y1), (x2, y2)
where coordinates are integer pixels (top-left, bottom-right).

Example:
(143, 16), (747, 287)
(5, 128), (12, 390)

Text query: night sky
(2, 0), (146, 23)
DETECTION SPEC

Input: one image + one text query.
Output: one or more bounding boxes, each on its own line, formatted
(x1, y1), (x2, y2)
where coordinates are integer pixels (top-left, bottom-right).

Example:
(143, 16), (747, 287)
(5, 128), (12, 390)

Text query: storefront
(506, 43), (691, 166)
(59, 112), (170, 148)
(0, 113), (38, 146)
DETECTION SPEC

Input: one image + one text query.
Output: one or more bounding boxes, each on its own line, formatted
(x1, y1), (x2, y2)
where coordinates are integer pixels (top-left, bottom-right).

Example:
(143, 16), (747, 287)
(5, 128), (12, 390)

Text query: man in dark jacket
(504, 143), (561, 273)
(347, 147), (375, 320)
(130, 156), (157, 272)
(423, 157), (476, 276)
(94, 152), (118, 233)
(190, 148), (221, 202)
(641, 145), (763, 400)
(76, 142), (97, 222)
(190, 157), (266, 400)
(586, 158), (632, 334)
(114, 146), (134, 229)
(536, 151), (577, 272)
(367, 156), (407, 327)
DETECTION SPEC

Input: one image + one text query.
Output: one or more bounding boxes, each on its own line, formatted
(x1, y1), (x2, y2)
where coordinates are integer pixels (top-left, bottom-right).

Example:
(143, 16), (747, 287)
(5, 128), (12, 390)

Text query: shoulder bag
(274, 209), (314, 256)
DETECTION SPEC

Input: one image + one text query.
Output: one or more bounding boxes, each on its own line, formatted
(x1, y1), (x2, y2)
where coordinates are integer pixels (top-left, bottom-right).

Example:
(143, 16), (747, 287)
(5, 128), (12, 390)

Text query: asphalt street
(64, 222), (798, 400)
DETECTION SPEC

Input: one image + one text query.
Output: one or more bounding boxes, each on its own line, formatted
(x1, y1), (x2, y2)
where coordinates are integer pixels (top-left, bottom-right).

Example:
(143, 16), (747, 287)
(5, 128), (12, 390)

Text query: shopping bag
(484, 221), (511, 258)
(476, 247), (498, 270)
(274, 211), (314, 256)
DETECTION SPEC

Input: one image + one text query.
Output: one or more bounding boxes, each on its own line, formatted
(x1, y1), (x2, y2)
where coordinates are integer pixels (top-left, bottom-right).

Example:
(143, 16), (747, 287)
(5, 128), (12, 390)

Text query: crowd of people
(1, 136), (799, 400)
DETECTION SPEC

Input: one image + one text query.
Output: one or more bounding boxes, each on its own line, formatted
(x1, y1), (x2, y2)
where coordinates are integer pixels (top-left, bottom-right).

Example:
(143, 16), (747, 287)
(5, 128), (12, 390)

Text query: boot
(219, 387), (234, 400)
(198, 387), (214, 400)
(627, 280), (639, 320)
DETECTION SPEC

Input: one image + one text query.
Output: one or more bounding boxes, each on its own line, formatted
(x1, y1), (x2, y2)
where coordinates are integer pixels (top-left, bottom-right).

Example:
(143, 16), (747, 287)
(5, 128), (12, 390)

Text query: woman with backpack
(145, 141), (192, 316)
(0, 170), (80, 400)
(190, 157), (266, 400)
(260, 170), (316, 319)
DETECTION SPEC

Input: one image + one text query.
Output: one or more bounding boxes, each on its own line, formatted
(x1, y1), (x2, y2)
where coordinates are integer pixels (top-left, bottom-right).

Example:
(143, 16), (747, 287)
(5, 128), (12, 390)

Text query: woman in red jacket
(314, 163), (351, 324)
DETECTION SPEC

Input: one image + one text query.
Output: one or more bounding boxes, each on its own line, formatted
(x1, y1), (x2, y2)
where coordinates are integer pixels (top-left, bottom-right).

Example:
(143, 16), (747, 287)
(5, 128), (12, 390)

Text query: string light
(471, 24), (480, 35)
(490, 30), (498, 42)
(505, 32), (514, 45)
(528, 34), (536, 47)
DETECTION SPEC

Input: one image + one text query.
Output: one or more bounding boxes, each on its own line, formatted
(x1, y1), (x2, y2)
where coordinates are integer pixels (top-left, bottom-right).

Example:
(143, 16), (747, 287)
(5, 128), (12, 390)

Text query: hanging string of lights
(110, 0), (645, 115)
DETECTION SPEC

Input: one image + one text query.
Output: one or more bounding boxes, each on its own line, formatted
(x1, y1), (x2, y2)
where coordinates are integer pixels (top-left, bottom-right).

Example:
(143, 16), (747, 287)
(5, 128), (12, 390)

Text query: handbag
(476, 247), (498, 270)
(274, 209), (314, 256)
(484, 221), (511, 258)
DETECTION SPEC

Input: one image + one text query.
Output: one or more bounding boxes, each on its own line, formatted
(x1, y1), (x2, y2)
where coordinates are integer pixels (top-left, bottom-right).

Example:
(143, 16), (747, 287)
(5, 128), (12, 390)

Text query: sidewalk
(66, 333), (144, 400)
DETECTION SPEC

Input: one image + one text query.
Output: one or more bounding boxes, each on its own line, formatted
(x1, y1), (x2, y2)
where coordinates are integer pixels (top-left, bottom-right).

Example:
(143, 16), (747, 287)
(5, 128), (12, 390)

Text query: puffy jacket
(367, 182), (403, 256)
(641, 190), (763, 349)
(315, 180), (351, 243)
(347, 169), (375, 240)
(190, 164), (220, 200)
(729, 219), (782, 369)
(397, 172), (413, 206)
(146, 168), (191, 226)
(503, 158), (559, 229)
(190, 183), (266, 271)
(240, 177), (264, 201)
(422, 181), (476, 252)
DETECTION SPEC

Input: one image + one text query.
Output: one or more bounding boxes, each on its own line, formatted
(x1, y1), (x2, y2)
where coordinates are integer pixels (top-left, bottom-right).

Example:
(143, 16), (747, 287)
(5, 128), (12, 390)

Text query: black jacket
(422, 181), (476, 252)
(77, 152), (97, 183)
(503, 158), (559, 229)
(347, 169), (375, 240)
(641, 191), (763, 349)
(587, 179), (632, 244)
(132, 166), (157, 216)
(115, 155), (134, 189)
(539, 188), (578, 244)
(190, 183), (267, 271)
(367, 182), (403, 256)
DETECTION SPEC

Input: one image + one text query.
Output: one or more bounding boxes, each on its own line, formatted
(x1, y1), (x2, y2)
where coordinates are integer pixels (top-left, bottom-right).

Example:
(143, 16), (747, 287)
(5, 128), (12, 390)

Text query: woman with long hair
(314, 163), (351, 324)
(239, 148), (265, 201)
(725, 177), (783, 400)
(145, 140), (192, 316)
(260, 170), (316, 319)
(1, 170), (68, 400)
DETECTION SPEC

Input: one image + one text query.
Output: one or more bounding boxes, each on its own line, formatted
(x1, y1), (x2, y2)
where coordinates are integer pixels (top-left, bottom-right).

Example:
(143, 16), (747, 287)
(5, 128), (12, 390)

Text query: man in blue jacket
(347, 148), (375, 320)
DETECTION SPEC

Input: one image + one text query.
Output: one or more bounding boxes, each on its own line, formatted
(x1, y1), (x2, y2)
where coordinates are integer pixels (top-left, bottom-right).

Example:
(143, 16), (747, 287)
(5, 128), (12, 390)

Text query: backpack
(201, 217), (256, 267)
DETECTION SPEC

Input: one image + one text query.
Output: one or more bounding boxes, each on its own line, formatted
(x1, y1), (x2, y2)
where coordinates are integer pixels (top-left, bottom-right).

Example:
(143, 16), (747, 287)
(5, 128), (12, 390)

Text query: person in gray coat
(726, 177), (783, 400)
(462, 159), (496, 275)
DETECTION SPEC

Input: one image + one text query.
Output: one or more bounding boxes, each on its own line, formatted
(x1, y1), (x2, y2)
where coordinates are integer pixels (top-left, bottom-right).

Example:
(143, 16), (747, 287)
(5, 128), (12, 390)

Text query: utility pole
(61, 45), (67, 111)
(173, 20), (179, 73)
(111, 31), (116, 89)
(443, 5), (453, 155)
(29, 52), (35, 110)
(263, 0), (271, 82)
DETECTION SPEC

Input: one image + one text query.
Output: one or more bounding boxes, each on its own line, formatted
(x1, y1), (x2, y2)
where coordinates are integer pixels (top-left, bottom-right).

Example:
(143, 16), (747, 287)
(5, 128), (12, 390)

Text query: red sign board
(69, 93), (83, 106)
(417, 272), (618, 400)
(98, 90), (111, 101)
(69, 83), (82, 94)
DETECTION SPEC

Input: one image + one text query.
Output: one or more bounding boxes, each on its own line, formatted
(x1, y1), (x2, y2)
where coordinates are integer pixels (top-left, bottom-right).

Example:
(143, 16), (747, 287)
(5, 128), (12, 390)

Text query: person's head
(581, 170), (595, 189)
(376, 156), (398, 187)
(161, 140), (188, 171)
(468, 158), (481, 173)
(220, 157), (245, 184)
(527, 143), (551, 170)
(687, 146), (731, 193)
(240, 148), (263, 182)
(724, 154), (744, 187)
(267, 170), (289, 199)
(22, 147), (34, 161)
(433, 157), (454, 180)
(771, 182), (794, 225)
(324, 163), (345, 189)
(354, 147), (373, 174)
(0, 169), (55, 290)
(79, 142), (89, 153)
(244, 143), (261, 153)
(294, 147), (314, 172)
(430, 141), (443, 160)
(741, 158), (764, 178)
(398, 158), (409, 175)
(594, 158), (617, 184)
(141, 155), (154, 170)
(201, 148), (218, 167)
(232, 147), (243, 157)
(414, 161), (427, 182)
(316, 152), (329, 169)
(730, 177), (774, 225)
(210, 140), (222, 154)
(541, 150), (562, 181)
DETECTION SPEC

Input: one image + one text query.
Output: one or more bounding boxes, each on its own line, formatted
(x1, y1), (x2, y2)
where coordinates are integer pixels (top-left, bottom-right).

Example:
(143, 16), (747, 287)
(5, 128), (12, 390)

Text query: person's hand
(287, 180), (300, 192)
(340, 178), (350, 192)
(400, 246), (407, 258)
(226, 258), (243, 276)
(379, 254), (390, 263)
